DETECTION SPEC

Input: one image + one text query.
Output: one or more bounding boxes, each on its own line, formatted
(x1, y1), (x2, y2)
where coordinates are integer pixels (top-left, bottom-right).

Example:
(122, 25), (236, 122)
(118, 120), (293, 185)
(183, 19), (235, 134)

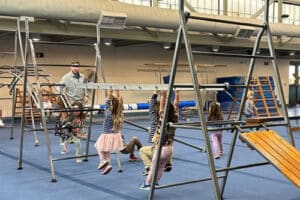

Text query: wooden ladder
(253, 76), (280, 117)
(15, 88), (40, 123)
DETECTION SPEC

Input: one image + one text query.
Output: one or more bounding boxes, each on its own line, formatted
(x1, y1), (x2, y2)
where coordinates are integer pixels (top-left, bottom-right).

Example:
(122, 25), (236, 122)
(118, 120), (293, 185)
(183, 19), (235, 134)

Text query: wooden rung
(291, 127), (300, 132)
(241, 130), (300, 188)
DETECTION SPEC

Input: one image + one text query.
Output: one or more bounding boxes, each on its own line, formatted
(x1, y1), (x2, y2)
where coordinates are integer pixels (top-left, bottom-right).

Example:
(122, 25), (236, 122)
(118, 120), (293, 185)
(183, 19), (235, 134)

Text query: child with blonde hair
(207, 101), (224, 159)
(94, 90), (124, 175)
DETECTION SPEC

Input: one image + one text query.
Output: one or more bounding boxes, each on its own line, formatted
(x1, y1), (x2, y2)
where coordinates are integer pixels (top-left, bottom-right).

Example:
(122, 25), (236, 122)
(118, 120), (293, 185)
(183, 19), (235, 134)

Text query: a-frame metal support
(149, 0), (295, 199)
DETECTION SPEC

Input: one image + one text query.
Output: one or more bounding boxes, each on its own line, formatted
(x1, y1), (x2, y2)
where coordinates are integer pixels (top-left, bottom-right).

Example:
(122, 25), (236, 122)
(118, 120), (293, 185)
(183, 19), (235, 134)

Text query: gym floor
(0, 112), (299, 200)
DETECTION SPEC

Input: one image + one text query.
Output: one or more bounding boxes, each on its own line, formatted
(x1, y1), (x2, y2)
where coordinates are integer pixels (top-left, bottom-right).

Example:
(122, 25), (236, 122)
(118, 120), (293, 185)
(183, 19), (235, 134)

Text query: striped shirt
(153, 109), (178, 146)
(103, 97), (115, 133)
(149, 94), (159, 138)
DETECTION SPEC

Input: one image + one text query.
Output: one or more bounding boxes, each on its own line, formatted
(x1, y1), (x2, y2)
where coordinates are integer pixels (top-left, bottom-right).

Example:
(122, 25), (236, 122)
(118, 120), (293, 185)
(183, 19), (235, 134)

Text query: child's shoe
(76, 154), (82, 163)
(97, 160), (108, 170)
(139, 182), (150, 190)
(129, 154), (140, 162)
(214, 154), (220, 159)
(102, 165), (112, 175)
(164, 163), (172, 172)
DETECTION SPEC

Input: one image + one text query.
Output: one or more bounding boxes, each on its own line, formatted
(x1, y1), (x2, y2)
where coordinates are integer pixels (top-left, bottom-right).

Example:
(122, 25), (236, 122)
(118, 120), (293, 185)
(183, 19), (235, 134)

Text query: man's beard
(73, 72), (80, 79)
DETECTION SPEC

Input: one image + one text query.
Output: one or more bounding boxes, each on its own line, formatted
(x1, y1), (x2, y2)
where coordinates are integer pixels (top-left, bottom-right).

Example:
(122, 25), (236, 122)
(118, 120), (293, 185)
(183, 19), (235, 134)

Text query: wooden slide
(241, 130), (300, 188)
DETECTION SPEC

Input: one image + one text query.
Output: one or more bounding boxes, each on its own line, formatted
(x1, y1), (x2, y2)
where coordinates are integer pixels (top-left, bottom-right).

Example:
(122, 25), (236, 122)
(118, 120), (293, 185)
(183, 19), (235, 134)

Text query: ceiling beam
(0, 18), (299, 51)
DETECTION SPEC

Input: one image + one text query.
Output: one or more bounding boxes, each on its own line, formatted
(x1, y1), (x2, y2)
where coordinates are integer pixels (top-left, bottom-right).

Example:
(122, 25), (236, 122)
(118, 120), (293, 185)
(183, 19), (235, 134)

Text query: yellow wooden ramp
(241, 130), (300, 188)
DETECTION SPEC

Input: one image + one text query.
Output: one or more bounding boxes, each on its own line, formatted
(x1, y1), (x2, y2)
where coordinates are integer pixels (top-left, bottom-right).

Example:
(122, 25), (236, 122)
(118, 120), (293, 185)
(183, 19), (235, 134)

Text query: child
(207, 101), (224, 159)
(60, 101), (86, 163)
(139, 90), (177, 176)
(120, 136), (143, 161)
(244, 95), (256, 119)
(139, 90), (179, 189)
(94, 90), (124, 175)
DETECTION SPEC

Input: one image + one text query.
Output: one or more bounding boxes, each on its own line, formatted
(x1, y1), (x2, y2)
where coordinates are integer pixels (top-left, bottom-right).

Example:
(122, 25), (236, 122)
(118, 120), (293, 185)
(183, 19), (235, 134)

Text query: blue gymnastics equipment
(98, 100), (196, 110)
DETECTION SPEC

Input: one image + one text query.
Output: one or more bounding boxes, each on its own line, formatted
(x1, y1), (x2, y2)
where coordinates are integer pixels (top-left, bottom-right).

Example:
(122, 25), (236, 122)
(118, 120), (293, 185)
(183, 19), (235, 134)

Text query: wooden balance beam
(241, 130), (300, 188)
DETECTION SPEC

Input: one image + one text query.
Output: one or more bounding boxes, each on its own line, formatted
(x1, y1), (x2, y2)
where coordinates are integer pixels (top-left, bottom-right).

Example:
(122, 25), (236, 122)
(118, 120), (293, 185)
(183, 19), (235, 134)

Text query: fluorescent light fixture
(32, 33), (41, 42)
(104, 38), (112, 46)
(289, 51), (295, 56)
(98, 11), (127, 29)
(256, 48), (261, 54)
(163, 43), (171, 50)
(212, 45), (219, 52)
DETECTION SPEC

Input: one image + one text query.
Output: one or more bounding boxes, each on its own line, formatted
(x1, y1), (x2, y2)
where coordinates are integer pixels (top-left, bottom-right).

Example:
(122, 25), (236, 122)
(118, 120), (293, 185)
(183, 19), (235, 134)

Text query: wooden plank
(244, 133), (300, 186)
(263, 131), (300, 160)
(245, 132), (299, 175)
(253, 132), (300, 174)
(242, 130), (300, 188)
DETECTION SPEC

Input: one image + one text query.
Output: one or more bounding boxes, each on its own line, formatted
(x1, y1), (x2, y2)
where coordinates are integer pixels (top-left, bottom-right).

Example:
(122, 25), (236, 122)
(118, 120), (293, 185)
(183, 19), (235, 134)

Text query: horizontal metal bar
(174, 138), (206, 152)
(0, 76), (14, 78)
(188, 15), (264, 28)
(28, 63), (96, 68)
(0, 97), (12, 100)
(124, 119), (148, 131)
(52, 153), (98, 162)
(65, 82), (169, 91)
(156, 175), (225, 190)
(192, 51), (273, 59)
(0, 52), (15, 55)
(216, 161), (270, 172)
(64, 82), (233, 91)
(32, 40), (95, 47)
(27, 107), (100, 112)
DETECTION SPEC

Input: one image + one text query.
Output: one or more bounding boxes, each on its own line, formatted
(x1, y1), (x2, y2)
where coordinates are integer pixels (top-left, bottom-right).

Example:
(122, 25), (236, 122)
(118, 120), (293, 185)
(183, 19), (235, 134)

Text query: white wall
(0, 35), (290, 117)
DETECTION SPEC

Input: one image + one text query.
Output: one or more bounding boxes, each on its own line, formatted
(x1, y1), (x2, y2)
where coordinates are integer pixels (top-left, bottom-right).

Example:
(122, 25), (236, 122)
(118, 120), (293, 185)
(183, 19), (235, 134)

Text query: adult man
(58, 61), (89, 105)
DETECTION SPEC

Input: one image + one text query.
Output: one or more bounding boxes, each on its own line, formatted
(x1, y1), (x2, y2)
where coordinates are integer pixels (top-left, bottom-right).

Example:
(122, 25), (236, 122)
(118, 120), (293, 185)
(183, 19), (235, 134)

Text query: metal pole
(10, 30), (18, 139)
(29, 38), (57, 181)
(148, 2), (183, 199)
(265, 2), (295, 146)
(17, 17), (29, 170)
(181, 10), (222, 200)
(83, 24), (100, 161)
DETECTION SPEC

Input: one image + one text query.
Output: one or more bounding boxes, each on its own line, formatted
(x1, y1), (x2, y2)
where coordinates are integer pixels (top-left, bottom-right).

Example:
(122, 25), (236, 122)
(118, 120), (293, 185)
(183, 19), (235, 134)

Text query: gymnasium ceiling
(0, 0), (300, 59)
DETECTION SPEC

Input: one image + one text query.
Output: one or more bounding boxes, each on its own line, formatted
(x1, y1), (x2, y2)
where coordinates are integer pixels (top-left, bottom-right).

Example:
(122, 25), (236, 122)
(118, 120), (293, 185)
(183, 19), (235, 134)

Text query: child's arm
(108, 89), (113, 99)
(160, 90), (167, 114)
(115, 90), (120, 98)
(173, 90), (180, 113)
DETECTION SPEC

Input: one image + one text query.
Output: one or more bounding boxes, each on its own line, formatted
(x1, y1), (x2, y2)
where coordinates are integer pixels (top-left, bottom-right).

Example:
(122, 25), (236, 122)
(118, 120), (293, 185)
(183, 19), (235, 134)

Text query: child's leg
(139, 146), (153, 169)
(97, 151), (111, 170)
(74, 137), (82, 163)
(211, 133), (219, 158)
(60, 137), (68, 154)
(217, 132), (223, 154)
(101, 151), (112, 175)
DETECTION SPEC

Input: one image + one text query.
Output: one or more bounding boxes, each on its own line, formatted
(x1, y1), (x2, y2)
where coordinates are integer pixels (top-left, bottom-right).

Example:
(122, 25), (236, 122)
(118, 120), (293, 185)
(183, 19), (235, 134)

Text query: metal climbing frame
(148, 0), (294, 199)
(17, 11), (130, 181)
(16, 16), (102, 182)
